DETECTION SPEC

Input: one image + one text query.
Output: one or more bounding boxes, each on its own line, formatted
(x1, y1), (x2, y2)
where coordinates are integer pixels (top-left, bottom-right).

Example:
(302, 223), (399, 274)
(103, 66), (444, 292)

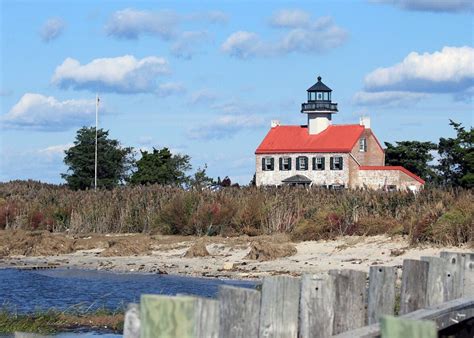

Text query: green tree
(130, 147), (191, 186)
(437, 120), (474, 188)
(384, 140), (437, 181)
(188, 165), (215, 191)
(62, 127), (134, 190)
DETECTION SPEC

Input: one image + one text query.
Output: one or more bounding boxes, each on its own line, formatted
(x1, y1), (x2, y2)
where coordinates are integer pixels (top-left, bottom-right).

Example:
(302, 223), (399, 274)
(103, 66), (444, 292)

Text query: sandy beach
(0, 231), (470, 279)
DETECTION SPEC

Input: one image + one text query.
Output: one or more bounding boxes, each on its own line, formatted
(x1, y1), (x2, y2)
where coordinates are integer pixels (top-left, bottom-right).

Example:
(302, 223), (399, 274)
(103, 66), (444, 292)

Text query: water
(0, 268), (257, 313)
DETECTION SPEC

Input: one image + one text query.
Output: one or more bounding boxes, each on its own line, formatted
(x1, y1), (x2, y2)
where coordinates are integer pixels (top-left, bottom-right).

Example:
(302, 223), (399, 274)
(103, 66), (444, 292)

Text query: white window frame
(263, 157), (273, 171)
(333, 156), (343, 170)
(282, 157), (291, 170)
(298, 156), (308, 170)
(315, 157), (324, 170)
(359, 138), (367, 152)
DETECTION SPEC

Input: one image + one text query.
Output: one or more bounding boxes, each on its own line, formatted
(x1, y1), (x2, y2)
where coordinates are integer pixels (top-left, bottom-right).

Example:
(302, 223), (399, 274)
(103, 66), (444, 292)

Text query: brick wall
(351, 129), (385, 166)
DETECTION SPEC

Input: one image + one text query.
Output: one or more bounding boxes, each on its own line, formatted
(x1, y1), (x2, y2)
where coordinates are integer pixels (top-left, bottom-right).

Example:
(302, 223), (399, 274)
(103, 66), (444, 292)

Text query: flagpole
(94, 93), (99, 190)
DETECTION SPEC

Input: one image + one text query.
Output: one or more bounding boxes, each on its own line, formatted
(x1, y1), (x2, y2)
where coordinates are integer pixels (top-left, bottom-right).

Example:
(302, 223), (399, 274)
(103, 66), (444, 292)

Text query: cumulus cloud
(364, 46), (474, 93)
(171, 31), (210, 59)
(269, 9), (310, 28)
(40, 17), (66, 42)
(51, 55), (170, 94)
(105, 8), (179, 39)
(222, 11), (348, 58)
(155, 82), (185, 97)
(38, 143), (74, 158)
(353, 91), (429, 106)
(188, 114), (265, 140)
(371, 0), (473, 13)
(105, 8), (228, 40)
(189, 89), (218, 104)
(2, 93), (99, 130)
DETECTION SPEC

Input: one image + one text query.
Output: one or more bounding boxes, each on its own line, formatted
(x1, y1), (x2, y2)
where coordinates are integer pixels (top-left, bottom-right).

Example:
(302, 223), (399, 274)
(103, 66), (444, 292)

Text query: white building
(255, 77), (424, 190)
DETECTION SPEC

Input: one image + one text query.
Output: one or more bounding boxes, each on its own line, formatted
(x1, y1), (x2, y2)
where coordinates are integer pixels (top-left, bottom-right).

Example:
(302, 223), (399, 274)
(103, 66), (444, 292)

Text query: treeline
(384, 120), (473, 188)
(0, 181), (472, 246)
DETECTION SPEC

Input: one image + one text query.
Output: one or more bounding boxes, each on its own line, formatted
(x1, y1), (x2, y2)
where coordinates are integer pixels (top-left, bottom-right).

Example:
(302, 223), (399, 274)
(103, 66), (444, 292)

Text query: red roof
(255, 124), (365, 154)
(360, 166), (425, 184)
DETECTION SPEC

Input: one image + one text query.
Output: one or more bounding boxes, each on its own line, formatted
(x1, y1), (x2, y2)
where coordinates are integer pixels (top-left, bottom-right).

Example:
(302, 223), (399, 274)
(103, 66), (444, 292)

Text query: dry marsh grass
(0, 180), (472, 247)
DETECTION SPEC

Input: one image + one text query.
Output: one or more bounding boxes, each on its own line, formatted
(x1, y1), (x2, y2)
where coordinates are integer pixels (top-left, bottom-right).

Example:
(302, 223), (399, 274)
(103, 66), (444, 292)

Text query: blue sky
(1, 0), (473, 184)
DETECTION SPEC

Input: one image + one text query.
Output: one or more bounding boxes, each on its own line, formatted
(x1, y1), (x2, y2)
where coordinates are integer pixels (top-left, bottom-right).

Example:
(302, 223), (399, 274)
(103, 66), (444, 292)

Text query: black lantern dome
(301, 76), (338, 113)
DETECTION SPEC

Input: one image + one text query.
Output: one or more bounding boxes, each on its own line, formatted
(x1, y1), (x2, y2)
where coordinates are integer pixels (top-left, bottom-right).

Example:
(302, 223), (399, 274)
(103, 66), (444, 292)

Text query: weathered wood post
(421, 256), (446, 307)
(400, 259), (429, 315)
(380, 316), (437, 338)
(259, 276), (301, 338)
(367, 266), (396, 324)
(329, 269), (367, 334)
(299, 273), (336, 338)
(123, 303), (140, 338)
(464, 253), (474, 297)
(440, 251), (466, 299)
(218, 285), (261, 338)
(140, 294), (219, 338)
(140, 295), (195, 338)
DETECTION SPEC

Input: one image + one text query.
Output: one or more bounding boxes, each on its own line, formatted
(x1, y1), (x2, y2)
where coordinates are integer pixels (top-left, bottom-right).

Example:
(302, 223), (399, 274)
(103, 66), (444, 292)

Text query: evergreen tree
(62, 127), (134, 190)
(384, 140), (437, 182)
(188, 165), (215, 191)
(437, 120), (474, 188)
(130, 147), (191, 186)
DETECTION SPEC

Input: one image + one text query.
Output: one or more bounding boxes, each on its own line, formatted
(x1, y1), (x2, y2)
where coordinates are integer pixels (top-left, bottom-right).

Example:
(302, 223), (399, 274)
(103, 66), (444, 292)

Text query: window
(313, 156), (325, 170)
(330, 156), (343, 170)
(359, 138), (367, 152)
(262, 157), (274, 171)
(279, 157), (292, 171)
(296, 156), (308, 170)
(317, 92), (322, 100)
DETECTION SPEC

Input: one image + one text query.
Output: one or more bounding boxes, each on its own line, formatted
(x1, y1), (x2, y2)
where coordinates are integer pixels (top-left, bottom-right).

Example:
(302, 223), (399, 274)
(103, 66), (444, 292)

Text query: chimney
(271, 120), (280, 128)
(360, 116), (371, 129)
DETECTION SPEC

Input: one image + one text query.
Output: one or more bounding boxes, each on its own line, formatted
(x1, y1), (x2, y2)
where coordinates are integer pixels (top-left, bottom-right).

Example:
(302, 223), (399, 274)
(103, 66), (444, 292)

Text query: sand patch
(100, 237), (152, 257)
(184, 242), (210, 258)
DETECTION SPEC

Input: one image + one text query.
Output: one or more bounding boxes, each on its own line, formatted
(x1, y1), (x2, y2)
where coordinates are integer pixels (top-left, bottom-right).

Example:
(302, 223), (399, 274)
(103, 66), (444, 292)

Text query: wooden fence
(124, 251), (473, 338)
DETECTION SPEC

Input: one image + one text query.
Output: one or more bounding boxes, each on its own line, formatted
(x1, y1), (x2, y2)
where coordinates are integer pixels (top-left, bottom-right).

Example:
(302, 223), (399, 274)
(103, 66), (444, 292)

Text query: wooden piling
(421, 256), (446, 307)
(299, 273), (336, 338)
(400, 259), (429, 315)
(259, 276), (301, 338)
(218, 285), (261, 338)
(440, 251), (465, 299)
(140, 295), (196, 338)
(329, 269), (367, 334)
(367, 266), (396, 324)
(123, 303), (140, 338)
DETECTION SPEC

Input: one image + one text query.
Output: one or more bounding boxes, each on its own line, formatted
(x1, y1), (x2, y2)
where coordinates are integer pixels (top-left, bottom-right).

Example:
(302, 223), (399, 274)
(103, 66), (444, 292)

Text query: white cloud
(221, 12), (348, 58)
(171, 31), (210, 59)
(364, 46), (474, 93)
(371, 0), (473, 13)
(269, 9), (311, 28)
(188, 114), (265, 140)
(38, 143), (74, 158)
(189, 89), (218, 104)
(51, 55), (170, 94)
(40, 17), (66, 42)
(2, 93), (99, 130)
(105, 8), (179, 40)
(105, 9), (228, 40)
(155, 82), (185, 97)
(353, 91), (429, 106)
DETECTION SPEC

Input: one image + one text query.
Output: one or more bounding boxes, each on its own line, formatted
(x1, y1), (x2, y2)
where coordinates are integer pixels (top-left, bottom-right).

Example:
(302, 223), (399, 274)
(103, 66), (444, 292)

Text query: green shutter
(296, 157), (300, 170)
(312, 157), (316, 170)
(340, 157), (343, 170)
(279, 157), (283, 170)
(364, 140), (367, 152)
(321, 157), (325, 170)
(330, 157), (334, 170)
(262, 158), (266, 171)
(270, 158), (274, 170)
(288, 158), (292, 170)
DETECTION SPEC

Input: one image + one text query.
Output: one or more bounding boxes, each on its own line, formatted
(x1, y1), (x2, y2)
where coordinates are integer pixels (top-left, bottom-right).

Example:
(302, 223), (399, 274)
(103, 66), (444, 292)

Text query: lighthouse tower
(301, 76), (338, 135)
